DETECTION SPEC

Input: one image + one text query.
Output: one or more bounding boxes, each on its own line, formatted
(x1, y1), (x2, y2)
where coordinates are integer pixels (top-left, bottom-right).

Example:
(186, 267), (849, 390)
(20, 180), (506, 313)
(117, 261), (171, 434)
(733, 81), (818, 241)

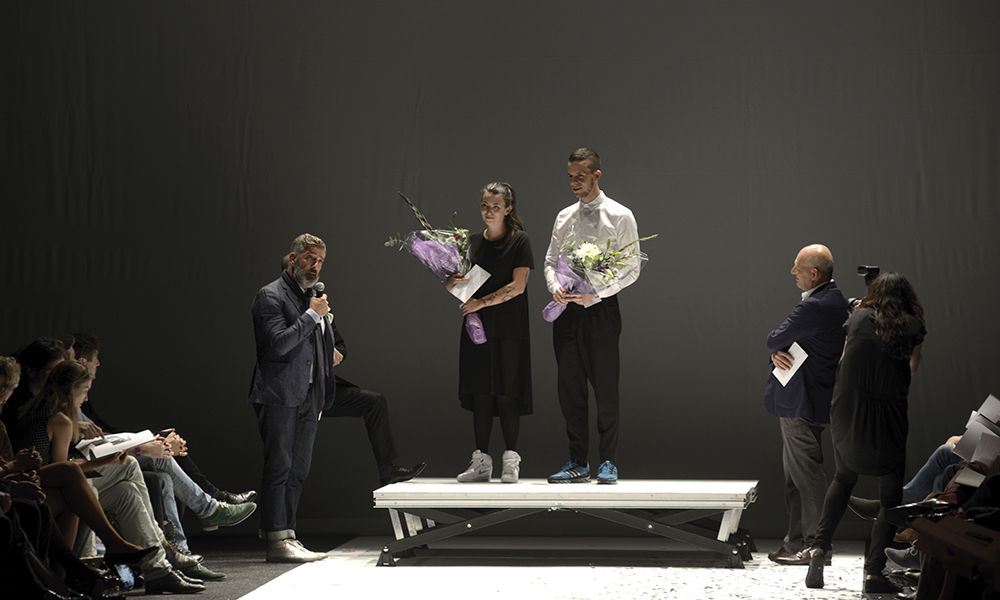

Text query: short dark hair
(72, 333), (101, 360)
(54, 334), (75, 358)
(15, 337), (66, 372)
(568, 148), (601, 172)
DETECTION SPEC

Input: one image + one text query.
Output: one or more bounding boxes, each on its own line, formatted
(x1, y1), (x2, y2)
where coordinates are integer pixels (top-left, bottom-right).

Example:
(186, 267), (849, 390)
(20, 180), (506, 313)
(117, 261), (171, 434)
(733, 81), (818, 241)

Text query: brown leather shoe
(767, 545), (793, 562)
(894, 527), (918, 543)
(774, 548), (833, 566)
(847, 496), (880, 521)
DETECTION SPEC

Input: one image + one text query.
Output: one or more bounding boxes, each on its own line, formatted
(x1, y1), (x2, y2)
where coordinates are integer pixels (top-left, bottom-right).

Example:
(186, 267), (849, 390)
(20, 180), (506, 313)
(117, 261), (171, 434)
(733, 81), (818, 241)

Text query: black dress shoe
(144, 570), (205, 595)
(175, 569), (204, 585)
(863, 576), (902, 594)
(64, 564), (107, 599)
(380, 462), (427, 486)
(103, 545), (159, 568)
(805, 548), (825, 589)
(218, 489), (257, 504)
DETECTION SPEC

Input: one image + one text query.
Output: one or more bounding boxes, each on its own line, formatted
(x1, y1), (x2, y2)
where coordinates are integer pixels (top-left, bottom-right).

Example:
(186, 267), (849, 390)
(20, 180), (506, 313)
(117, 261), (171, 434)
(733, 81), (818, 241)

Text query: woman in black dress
(445, 182), (533, 483)
(805, 272), (926, 594)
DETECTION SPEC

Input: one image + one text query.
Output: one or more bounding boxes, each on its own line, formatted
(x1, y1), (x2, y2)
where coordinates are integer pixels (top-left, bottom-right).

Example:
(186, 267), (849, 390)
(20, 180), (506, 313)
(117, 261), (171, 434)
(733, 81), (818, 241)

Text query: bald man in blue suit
(764, 244), (849, 566)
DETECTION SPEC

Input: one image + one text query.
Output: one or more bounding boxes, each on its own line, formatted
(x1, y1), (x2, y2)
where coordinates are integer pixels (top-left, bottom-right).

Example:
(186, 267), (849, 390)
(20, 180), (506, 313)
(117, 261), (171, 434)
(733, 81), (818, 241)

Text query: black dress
(831, 308), (926, 476)
(458, 229), (534, 415)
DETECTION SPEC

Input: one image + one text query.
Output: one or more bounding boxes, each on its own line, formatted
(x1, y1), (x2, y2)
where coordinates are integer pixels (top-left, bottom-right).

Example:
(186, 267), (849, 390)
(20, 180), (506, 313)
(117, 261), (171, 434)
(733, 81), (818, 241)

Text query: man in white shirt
(543, 148), (641, 485)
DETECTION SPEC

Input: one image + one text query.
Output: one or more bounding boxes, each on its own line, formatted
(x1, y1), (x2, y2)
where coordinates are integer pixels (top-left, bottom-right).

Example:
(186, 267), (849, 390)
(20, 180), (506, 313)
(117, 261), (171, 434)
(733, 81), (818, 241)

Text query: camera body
(848, 265), (880, 308)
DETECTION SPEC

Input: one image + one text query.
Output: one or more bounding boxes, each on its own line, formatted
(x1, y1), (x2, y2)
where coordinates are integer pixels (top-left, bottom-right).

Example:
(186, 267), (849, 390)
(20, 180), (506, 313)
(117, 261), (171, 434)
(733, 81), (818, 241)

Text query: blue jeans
(152, 457), (218, 554)
(902, 443), (962, 504)
(253, 400), (319, 540)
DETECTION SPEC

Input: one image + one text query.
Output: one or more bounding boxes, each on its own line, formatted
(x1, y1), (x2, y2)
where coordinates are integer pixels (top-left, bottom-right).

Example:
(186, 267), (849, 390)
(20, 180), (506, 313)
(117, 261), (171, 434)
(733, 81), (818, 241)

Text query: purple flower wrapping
(542, 254), (598, 322)
(408, 232), (464, 281)
(394, 229), (487, 345)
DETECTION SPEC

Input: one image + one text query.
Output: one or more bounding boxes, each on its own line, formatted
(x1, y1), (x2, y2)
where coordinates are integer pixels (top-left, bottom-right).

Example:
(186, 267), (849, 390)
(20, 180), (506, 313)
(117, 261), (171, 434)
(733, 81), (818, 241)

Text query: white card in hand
(772, 342), (808, 387)
(449, 264), (490, 303)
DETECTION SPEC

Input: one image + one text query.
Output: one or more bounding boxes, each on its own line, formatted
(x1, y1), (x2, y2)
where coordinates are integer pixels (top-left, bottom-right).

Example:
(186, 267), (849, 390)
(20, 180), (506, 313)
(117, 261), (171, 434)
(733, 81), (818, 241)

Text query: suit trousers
(552, 295), (622, 465)
(779, 416), (828, 553)
(329, 383), (398, 467)
(254, 397), (319, 540)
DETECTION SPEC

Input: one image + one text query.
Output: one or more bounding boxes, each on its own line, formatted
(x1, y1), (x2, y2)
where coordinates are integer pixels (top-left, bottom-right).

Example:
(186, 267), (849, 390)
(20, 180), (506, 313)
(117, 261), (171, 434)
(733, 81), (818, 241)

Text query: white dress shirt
(543, 191), (641, 305)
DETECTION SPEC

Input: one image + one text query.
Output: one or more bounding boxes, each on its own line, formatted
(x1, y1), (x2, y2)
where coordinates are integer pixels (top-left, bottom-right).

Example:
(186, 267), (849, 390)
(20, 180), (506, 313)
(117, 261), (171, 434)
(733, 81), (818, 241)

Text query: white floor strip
(240, 537), (879, 600)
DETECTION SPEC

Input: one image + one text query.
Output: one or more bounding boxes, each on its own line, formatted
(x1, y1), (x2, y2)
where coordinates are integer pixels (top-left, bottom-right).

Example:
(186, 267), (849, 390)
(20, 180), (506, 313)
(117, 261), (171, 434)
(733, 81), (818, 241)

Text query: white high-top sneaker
(456, 450), (492, 482)
(501, 450), (521, 483)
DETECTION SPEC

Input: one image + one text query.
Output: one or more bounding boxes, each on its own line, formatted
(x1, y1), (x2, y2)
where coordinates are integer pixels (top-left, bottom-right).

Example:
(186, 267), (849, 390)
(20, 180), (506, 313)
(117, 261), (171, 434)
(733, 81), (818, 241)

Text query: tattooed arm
(460, 267), (530, 316)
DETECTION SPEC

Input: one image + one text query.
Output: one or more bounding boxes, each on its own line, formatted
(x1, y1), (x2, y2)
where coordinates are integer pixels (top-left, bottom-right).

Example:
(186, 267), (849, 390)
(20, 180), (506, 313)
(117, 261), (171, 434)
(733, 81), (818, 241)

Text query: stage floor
(233, 536), (906, 600)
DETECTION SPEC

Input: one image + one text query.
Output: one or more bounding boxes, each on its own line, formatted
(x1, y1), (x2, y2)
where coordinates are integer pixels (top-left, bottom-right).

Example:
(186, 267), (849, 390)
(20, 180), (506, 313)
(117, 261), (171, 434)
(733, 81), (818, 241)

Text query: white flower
(575, 242), (601, 260)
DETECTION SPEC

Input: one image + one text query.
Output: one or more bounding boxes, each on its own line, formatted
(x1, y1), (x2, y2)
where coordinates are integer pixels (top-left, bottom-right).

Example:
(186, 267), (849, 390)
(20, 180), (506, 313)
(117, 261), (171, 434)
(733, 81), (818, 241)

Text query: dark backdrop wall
(2, 1), (998, 540)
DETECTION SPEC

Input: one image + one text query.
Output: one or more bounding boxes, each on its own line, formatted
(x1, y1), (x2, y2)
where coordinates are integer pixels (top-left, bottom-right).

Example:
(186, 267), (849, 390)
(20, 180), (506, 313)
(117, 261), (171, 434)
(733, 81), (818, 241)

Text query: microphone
(313, 281), (325, 298)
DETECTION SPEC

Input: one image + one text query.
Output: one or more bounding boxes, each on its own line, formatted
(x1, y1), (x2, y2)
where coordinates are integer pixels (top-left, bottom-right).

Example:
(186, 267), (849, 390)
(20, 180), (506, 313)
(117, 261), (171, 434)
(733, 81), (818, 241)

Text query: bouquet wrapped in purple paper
(542, 231), (657, 322)
(386, 192), (487, 344)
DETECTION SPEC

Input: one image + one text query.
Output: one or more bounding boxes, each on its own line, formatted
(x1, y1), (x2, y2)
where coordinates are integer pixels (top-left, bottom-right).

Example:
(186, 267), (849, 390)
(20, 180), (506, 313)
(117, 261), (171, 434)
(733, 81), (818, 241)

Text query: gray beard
(293, 264), (318, 289)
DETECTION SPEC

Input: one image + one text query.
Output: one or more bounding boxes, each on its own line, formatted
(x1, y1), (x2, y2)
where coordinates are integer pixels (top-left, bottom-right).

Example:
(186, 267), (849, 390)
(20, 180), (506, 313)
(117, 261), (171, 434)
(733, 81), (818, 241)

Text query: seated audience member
(70, 334), (255, 581)
(1, 337), (67, 431)
(1, 486), (101, 600)
(73, 332), (256, 505)
(1, 355), (154, 598)
(903, 473), (1000, 600)
(8, 359), (205, 594)
(2, 355), (154, 555)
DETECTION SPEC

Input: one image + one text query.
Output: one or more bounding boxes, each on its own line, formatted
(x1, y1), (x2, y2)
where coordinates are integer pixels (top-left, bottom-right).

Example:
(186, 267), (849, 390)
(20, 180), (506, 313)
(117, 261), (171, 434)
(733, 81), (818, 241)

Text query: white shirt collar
(579, 191), (606, 212)
(801, 279), (833, 300)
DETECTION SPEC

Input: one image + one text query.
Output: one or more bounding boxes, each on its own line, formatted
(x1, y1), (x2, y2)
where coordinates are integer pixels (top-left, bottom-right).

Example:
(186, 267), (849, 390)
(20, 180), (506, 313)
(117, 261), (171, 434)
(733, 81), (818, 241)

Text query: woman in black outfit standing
(805, 271), (926, 594)
(446, 182), (533, 484)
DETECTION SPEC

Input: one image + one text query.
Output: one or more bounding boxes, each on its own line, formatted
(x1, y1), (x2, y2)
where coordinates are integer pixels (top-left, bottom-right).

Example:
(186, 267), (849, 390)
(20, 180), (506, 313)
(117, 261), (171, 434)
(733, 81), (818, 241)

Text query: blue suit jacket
(248, 270), (336, 410)
(764, 280), (849, 423)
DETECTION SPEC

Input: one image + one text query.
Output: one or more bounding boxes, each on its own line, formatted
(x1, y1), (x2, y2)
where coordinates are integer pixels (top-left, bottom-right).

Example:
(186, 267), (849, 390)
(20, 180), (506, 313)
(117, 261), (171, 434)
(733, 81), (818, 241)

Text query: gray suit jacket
(248, 270), (336, 410)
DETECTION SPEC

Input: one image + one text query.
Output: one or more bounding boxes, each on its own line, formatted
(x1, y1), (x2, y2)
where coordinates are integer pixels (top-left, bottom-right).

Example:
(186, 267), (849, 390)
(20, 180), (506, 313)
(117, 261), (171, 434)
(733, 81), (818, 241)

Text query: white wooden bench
(373, 478), (759, 568)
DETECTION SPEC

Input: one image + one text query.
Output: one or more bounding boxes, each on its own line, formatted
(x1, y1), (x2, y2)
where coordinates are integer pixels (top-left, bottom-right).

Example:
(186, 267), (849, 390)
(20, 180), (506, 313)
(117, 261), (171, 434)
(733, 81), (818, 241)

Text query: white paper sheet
(75, 429), (156, 460)
(448, 264), (490, 303)
(772, 342), (808, 387)
(978, 394), (1000, 424)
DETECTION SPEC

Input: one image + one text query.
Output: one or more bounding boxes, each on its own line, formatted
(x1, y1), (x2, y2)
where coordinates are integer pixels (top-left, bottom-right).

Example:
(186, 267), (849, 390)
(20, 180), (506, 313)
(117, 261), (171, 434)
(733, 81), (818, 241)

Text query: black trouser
(814, 446), (904, 576)
(329, 380), (398, 468)
(552, 295), (622, 465)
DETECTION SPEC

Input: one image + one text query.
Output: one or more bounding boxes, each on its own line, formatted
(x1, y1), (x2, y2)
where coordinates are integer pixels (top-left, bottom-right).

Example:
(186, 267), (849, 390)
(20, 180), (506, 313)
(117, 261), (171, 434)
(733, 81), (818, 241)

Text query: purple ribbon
(542, 254), (598, 322)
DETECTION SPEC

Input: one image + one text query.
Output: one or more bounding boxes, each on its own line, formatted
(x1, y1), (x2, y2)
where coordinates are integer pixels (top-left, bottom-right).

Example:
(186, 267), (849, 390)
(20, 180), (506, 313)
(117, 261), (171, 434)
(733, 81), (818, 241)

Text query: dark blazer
(248, 270), (336, 410)
(764, 280), (849, 423)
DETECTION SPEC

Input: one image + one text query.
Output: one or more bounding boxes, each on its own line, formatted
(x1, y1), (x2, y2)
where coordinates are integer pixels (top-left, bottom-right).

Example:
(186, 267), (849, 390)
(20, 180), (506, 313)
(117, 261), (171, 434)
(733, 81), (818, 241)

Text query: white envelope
(448, 264), (490, 303)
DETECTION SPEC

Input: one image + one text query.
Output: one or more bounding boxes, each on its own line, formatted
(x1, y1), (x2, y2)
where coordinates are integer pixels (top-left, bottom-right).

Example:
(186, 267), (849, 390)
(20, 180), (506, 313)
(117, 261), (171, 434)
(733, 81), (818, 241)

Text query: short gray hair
(290, 233), (325, 255)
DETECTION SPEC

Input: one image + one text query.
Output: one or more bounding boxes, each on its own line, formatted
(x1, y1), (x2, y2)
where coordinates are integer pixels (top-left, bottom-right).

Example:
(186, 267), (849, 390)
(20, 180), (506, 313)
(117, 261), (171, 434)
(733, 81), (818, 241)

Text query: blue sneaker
(596, 461), (618, 485)
(547, 461), (590, 483)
